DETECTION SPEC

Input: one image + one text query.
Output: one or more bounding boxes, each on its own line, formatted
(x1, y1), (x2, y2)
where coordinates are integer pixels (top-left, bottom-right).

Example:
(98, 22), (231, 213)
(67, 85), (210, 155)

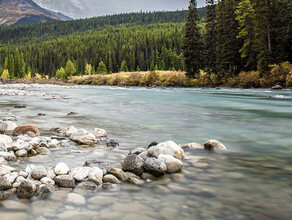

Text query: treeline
(0, 9), (205, 45)
(0, 23), (185, 78)
(183, 0), (292, 79)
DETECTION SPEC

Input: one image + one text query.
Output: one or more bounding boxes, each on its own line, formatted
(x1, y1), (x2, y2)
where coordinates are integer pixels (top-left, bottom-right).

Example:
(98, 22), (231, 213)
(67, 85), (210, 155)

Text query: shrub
(286, 71), (292, 87)
(238, 71), (261, 88)
(34, 73), (42, 79)
(1, 69), (10, 79)
(261, 62), (292, 87)
(56, 67), (67, 79)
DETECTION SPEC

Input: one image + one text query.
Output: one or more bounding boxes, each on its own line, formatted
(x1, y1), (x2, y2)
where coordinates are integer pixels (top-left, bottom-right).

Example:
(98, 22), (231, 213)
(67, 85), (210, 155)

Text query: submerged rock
(204, 140), (228, 151)
(12, 125), (40, 137)
(144, 157), (167, 176)
(54, 175), (75, 188)
(66, 193), (86, 205)
(158, 154), (182, 173)
(128, 148), (147, 156)
(106, 139), (119, 147)
(93, 128), (107, 138)
(122, 154), (144, 176)
(17, 180), (37, 199)
(76, 181), (100, 192)
(179, 143), (204, 150)
(37, 184), (55, 200)
(148, 141), (184, 159)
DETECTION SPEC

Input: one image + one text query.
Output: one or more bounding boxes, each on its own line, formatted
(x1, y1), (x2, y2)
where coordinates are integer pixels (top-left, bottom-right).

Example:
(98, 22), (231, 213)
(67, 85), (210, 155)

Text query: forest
(0, 0), (292, 88)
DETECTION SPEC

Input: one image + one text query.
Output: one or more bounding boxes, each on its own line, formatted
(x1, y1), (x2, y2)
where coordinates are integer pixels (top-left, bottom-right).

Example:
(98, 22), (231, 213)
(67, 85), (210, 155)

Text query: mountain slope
(0, 0), (71, 26)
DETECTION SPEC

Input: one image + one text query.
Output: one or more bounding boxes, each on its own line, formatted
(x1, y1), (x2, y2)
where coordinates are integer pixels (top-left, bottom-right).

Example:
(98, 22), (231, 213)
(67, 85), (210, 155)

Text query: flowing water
(0, 85), (292, 220)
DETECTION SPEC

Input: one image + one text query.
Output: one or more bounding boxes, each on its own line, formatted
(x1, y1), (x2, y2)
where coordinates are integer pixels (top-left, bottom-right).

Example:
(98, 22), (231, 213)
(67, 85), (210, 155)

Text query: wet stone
(55, 175), (75, 188)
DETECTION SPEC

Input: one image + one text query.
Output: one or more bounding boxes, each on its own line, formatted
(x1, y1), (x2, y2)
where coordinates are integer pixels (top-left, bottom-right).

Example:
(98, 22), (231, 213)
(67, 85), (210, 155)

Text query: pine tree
(204, 0), (217, 73)
(182, 0), (202, 78)
(236, 0), (256, 70)
(120, 60), (128, 72)
(253, 0), (272, 73)
(97, 61), (108, 74)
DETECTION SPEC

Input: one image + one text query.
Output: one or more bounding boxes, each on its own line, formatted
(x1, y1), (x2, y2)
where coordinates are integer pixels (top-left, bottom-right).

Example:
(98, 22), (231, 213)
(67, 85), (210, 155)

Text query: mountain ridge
(0, 0), (71, 26)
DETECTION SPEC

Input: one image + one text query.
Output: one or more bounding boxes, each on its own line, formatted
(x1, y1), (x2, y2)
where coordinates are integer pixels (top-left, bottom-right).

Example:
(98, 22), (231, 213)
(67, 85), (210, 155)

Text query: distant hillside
(0, 8), (206, 45)
(0, 0), (71, 26)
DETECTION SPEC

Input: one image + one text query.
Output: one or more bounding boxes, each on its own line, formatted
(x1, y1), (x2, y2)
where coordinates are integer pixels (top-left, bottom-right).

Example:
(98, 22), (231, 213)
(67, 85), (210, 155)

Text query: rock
(19, 171), (29, 178)
(83, 160), (110, 173)
(15, 149), (27, 157)
(148, 141), (184, 159)
(12, 124), (40, 137)
(37, 113), (46, 116)
(148, 141), (158, 148)
(0, 167), (11, 176)
(0, 157), (7, 164)
(141, 173), (156, 181)
(121, 154), (144, 176)
(144, 157), (167, 176)
(66, 193), (86, 205)
(16, 180), (37, 199)
(127, 177), (144, 186)
(0, 152), (17, 161)
(5, 172), (18, 184)
(70, 167), (90, 182)
(28, 149), (37, 156)
(107, 168), (126, 181)
(103, 174), (120, 184)
(31, 166), (47, 179)
(0, 188), (16, 200)
(40, 177), (55, 185)
(102, 183), (120, 191)
(37, 184), (55, 199)
(271, 85), (282, 90)
(139, 151), (148, 160)
(106, 139), (119, 147)
(70, 133), (97, 145)
(35, 147), (50, 155)
(204, 140), (228, 151)
(0, 134), (13, 151)
(76, 181), (100, 192)
(128, 148), (147, 155)
(14, 104), (26, 109)
(65, 126), (78, 137)
(180, 143), (204, 150)
(88, 167), (103, 184)
(46, 169), (56, 179)
(67, 112), (77, 116)
(93, 128), (107, 138)
(25, 164), (36, 173)
(0, 121), (17, 134)
(0, 176), (12, 190)
(54, 162), (70, 175)
(158, 154), (182, 173)
(55, 175), (75, 188)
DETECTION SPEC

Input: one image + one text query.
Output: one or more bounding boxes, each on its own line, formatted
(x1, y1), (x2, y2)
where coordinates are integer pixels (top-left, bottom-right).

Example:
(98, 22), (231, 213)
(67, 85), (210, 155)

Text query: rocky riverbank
(0, 119), (228, 201)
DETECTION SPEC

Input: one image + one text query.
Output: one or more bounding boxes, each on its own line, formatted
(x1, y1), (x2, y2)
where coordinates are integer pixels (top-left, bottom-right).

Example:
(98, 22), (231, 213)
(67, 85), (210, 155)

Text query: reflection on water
(0, 86), (292, 219)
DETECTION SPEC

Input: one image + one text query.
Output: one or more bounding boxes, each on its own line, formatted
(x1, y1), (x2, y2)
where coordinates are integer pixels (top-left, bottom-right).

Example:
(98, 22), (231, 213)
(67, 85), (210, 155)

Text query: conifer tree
(204, 0), (217, 73)
(182, 0), (202, 78)
(97, 61), (108, 74)
(65, 60), (76, 76)
(120, 60), (128, 72)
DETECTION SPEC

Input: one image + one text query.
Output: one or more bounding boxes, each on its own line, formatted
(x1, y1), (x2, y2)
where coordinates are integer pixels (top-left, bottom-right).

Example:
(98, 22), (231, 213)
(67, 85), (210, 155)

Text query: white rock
(158, 154), (183, 173)
(54, 162), (70, 175)
(19, 171), (29, 178)
(25, 164), (36, 174)
(65, 126), (78, 137)
(46, 169), (56, 179)
(70, 133), (97, 145)
(0, 121), (17, 134)
(148, 141), (184, 159)
(5, 172), (19, 184)
(66, 193), (86, 206)
(103, 174), (120, 184)
(88, 167), (103, 184)
(70, 167), (90, 182)
(31, 166), (47, 179)
(15, 149), (28, 157)
(204, 140), (228, 151)
(0, 152), (17, 161)
(0, 134), (13, 151)
(40, 177), (55, 185)
(93, 128), (107, 138)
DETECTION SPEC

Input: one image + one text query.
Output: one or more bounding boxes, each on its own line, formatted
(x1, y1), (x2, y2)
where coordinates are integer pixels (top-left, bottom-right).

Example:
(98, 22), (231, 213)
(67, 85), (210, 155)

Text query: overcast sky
(34, 0), (206, 19)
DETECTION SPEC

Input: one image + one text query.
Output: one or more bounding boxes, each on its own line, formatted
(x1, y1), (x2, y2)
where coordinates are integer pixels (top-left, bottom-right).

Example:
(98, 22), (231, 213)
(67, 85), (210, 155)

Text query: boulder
(55, 175), (75, 188)
(103, 174), (120, 184)
(204, 140), (228, 151)
(16, 180), (37, 199)
(148, 141), (184, 159)
(65, 126), (78, 137)
(0, 121), (17, 134)
(70, 167), (90, 182)
(93, 128), (107, 138)
(54, 162), (70, 175)
(0, 176), (12, 190)
(121, 154), (144, 176)
(271, 85), (282, 90)
(87, 167), (103, 184)
(31, 166), (47, 179)
(66, 193), (86, 205)
(0, 134), (13, 151)
(37, 184), (55, 200)
(12, 125), (40, 137)
(107, 168), (126, 181)
(0, 152), (17, 162)
(158, 154), (182, 173)
(144, 157), (167, 176)
(70, 133), (97, 145)
(15, 149), (28, 157)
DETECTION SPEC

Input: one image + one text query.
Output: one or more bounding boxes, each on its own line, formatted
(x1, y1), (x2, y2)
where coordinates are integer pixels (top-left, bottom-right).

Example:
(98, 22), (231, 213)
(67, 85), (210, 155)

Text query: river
(0, 85), (292, 219)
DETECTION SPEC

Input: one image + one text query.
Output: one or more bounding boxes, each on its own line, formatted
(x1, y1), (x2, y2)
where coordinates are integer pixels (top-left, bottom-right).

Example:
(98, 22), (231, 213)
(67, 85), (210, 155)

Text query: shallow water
(0, 86), (292, 220)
